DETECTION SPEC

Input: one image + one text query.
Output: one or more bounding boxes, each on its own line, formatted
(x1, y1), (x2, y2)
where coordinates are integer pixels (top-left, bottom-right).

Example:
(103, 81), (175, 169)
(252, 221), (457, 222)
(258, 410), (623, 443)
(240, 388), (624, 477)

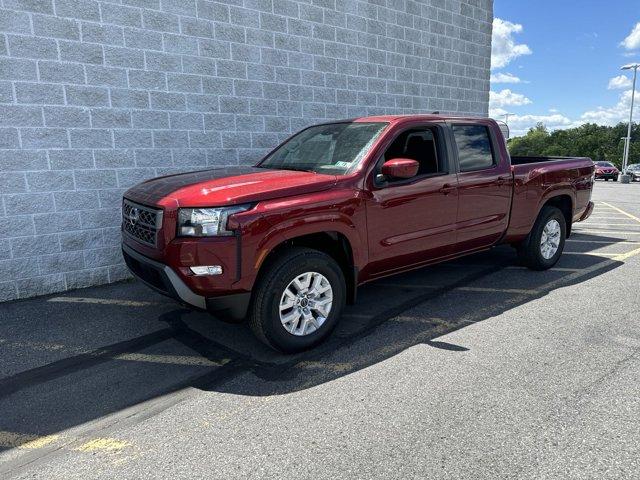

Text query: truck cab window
(383, 128), (442, 178)
(452, 125), (495, 172)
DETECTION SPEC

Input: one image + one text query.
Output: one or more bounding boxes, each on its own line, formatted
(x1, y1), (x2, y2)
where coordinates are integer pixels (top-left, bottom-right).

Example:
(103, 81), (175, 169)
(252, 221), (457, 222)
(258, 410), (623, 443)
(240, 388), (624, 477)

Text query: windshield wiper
(260, 166), (316, 173)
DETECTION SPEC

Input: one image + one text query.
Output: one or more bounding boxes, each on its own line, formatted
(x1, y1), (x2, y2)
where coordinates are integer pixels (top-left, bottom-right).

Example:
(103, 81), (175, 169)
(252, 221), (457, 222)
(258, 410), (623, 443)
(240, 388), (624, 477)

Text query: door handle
(494, 176), (510, 186)
(439, 183), (455, 195)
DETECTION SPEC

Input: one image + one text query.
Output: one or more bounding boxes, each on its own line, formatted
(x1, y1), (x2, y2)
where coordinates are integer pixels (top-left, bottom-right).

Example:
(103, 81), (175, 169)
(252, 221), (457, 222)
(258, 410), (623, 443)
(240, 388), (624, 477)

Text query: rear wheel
(517, 206), (566, 270)
(248, 247), (346, 353)
(613, 177), (618, 182)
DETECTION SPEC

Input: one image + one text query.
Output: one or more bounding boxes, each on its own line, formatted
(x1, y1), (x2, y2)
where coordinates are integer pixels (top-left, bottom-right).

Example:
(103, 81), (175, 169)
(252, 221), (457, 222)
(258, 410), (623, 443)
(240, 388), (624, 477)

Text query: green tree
(506, 122), (640, 168)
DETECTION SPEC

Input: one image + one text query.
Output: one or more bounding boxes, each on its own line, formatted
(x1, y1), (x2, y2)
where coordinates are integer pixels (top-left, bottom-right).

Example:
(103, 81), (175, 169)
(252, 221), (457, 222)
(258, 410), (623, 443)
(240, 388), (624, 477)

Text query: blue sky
(490, 0), (640, 135)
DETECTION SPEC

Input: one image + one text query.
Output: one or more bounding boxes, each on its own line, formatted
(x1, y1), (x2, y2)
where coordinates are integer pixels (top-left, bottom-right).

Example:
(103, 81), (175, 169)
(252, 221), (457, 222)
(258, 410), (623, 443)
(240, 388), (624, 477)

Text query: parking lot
(1, 181), (639, 479)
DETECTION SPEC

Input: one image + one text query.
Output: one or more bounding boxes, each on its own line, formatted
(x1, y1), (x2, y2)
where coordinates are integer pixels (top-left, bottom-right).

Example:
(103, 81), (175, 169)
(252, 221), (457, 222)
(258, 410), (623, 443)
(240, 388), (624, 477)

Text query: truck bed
(510, 156), (587, 165)
(506, 155), (595, 240)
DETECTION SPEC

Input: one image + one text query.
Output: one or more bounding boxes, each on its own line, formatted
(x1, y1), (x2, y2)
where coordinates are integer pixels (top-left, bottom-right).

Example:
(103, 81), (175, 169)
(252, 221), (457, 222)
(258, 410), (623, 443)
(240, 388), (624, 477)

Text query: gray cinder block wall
(0, 0), (493, 301)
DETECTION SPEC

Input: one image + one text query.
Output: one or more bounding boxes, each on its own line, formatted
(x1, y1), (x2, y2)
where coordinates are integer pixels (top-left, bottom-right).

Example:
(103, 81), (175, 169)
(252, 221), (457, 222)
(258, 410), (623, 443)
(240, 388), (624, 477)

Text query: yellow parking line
(581, 223), (640, 227)
(0, 431), (132, 454)
(378, 283), (540, 295)
(505, 265), (580, 272)
(614, 246), (640, 261)
(563, 252), (620, 257)
(456, 254), (640, 324)
(566, 239), (640, 244)
(391, 315), (449, 324)
(113, 352), (227, 367)
(342, 312), (374, 319)
(73, 438), (131, 453)
(600, 201), (640, 223)
(460, 286), (540, 294)
(0, 431), (60, 449)
(0, 338), (226, 367)
(572, 229), (640, 235)
(48, 297), (162, 307)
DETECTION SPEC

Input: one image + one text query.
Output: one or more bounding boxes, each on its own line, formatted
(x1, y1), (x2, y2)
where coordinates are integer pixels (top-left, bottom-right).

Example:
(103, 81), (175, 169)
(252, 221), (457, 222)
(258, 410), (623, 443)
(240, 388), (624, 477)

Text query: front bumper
(122, 243), (250, 320)
(595, 172), (618, 179)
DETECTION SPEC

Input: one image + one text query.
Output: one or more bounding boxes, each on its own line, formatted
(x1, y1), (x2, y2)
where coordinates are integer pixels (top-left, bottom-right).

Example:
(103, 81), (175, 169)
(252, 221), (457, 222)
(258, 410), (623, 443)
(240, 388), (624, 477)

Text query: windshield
(258, 122), (388, 175)
(595, 162), (614, 167)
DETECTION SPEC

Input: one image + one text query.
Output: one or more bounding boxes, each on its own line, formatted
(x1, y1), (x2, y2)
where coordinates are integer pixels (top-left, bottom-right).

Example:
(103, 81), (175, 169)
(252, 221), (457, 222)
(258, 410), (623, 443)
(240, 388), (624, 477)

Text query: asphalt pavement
(0, 181), (639, 479)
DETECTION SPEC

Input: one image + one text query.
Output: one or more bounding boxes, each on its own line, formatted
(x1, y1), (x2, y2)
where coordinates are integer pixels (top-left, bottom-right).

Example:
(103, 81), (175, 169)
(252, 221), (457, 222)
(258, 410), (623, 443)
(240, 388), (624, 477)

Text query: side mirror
(381, 158), (419, 179)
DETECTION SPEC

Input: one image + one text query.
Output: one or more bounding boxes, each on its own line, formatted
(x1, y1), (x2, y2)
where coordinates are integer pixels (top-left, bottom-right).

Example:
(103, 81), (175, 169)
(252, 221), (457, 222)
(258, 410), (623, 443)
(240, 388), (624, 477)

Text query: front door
(365, 125), (459, 276)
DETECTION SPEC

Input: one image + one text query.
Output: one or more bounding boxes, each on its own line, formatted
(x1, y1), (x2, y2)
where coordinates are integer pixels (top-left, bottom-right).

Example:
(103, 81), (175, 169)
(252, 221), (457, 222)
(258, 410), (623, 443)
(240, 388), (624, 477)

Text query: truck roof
(351, 114), (493, 124)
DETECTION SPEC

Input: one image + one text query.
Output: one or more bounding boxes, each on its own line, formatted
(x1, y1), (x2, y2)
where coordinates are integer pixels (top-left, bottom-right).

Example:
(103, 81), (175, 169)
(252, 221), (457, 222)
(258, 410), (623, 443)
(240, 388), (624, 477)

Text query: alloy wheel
(279, 271), (333, 336)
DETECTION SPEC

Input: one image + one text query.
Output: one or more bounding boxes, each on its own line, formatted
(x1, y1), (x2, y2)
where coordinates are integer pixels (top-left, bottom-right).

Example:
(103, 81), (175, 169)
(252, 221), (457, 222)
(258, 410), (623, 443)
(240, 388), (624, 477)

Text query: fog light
(190, 265), (223, 275)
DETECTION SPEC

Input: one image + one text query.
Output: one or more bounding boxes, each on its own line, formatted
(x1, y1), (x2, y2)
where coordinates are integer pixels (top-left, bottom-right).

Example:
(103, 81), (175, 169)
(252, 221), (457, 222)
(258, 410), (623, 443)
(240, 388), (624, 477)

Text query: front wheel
(613, 177), (618, 182)
(517, 206), (566, 270)
(248, 247), (346, 353)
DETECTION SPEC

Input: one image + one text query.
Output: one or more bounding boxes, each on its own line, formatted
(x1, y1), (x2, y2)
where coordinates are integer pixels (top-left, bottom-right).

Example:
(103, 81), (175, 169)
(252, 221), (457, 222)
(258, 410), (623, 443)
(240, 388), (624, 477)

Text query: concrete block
(69, 128), (113, 148)
(7, 34), (57, 59)
(26, 170), (75, 191)
(33, 13), (80, 39)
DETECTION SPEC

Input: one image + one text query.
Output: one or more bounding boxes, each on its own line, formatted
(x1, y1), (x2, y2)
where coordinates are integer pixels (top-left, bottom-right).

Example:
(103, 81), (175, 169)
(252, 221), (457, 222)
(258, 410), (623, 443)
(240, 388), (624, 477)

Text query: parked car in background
(122, 115), (595, 352)
(594, 161), (619, 181)
(624, 163), (640, 181)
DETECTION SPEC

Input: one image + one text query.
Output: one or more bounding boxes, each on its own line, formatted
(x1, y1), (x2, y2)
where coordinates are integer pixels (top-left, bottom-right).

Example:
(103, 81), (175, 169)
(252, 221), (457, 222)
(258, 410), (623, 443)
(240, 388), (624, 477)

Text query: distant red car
(594, 161), (619, 181)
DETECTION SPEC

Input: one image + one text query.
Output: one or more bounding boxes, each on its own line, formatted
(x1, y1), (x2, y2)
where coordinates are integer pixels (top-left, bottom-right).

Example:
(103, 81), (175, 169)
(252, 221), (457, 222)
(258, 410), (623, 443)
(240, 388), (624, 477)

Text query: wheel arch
(255, 231), (358, 304)
(541, 194), (573, 236)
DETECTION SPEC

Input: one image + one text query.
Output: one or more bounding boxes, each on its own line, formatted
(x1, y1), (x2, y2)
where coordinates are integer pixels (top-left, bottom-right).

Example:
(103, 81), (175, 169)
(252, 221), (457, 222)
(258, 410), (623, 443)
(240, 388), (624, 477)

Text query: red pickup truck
(122, 115), (595, 352)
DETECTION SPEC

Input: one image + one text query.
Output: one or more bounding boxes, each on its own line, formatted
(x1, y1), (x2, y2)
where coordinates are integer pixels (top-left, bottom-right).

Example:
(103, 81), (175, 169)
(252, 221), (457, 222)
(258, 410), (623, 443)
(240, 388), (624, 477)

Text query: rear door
(448, 122), (512, 252)
(365, 124), (459, 276)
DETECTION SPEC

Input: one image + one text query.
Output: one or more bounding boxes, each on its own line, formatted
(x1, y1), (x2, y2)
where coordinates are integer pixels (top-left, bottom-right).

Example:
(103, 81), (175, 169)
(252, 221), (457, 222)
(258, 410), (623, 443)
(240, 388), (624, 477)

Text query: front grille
(122, 199), (163, 247)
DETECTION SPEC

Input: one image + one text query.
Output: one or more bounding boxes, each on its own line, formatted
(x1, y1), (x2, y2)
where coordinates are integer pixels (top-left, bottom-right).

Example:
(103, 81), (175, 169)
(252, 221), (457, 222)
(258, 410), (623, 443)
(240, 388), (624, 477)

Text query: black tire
(248, 247), (346, 353)
(605, 178), (609, 181)
(517, 206), (566, 270)
(613, 177), (618, 182)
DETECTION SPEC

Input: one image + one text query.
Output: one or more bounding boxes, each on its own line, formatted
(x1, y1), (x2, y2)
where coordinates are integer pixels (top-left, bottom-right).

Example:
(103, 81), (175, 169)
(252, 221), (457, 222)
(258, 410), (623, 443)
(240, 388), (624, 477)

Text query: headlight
(178, 205), (250, 237)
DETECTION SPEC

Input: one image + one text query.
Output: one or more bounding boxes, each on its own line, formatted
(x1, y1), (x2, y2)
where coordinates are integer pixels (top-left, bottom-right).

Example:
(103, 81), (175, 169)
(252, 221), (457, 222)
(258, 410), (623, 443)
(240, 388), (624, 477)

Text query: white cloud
(580, 89), (639, 125)
(496, 90), (640, 137)
(503, 114), (575, 137)
(608, 75), (632, 90)
(490, 72), (523, 84)
(491, 18), (532, 70)
(489, 89), (532, 109)
(621, 22), (640, 50)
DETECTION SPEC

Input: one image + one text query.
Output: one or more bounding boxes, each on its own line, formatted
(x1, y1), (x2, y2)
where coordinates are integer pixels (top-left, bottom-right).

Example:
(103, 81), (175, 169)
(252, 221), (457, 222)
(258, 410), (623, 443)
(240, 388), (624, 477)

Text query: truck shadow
(0, 235), (628, 455)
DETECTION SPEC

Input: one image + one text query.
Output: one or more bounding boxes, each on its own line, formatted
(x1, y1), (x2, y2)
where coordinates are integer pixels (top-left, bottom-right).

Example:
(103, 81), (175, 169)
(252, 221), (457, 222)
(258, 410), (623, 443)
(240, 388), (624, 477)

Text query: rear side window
(452, 125), (495, 172)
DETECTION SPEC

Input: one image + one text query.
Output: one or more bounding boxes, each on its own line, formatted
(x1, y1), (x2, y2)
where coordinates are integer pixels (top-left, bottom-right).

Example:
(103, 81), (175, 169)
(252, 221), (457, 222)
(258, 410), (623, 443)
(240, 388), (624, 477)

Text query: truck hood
(124, 166), (338, 208)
